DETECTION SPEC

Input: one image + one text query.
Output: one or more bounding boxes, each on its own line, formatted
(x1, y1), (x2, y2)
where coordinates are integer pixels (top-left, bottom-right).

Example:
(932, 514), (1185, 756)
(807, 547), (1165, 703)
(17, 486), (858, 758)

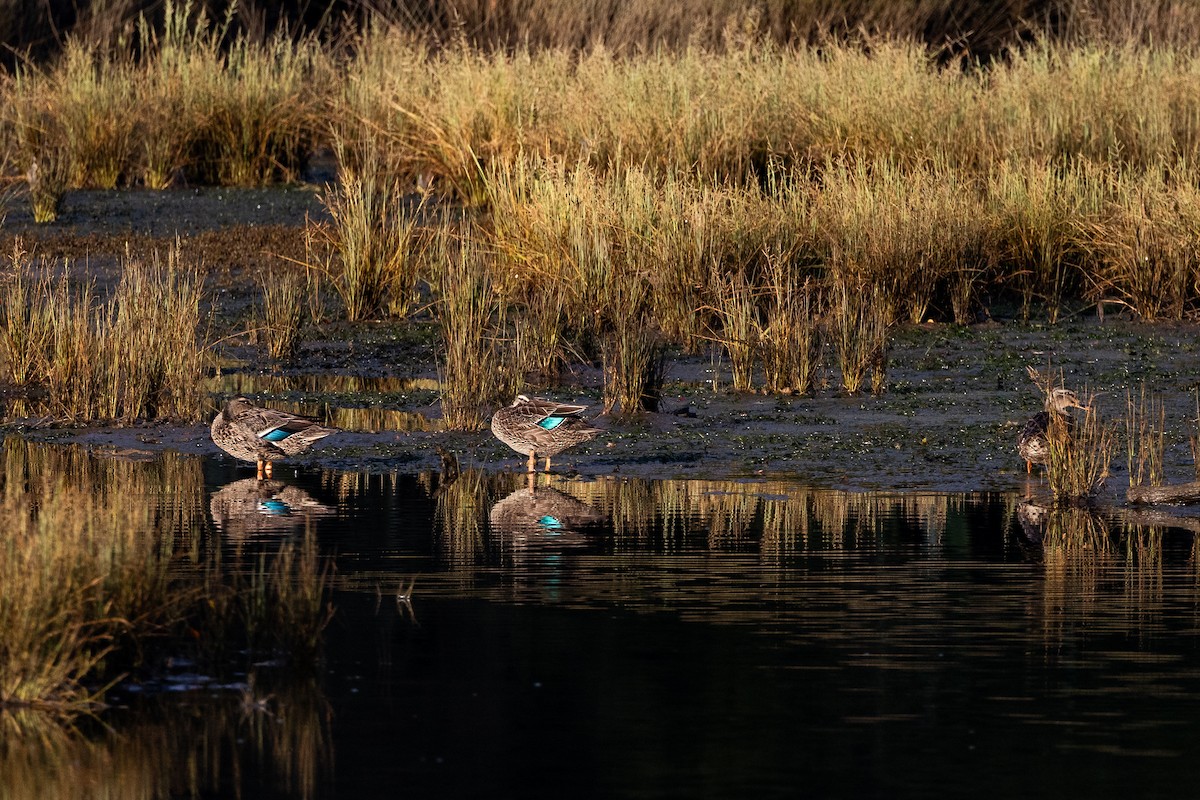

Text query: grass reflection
(0, 676), (331, 800)
(0, 436), (334, 732)
(423, 470), (972, 557)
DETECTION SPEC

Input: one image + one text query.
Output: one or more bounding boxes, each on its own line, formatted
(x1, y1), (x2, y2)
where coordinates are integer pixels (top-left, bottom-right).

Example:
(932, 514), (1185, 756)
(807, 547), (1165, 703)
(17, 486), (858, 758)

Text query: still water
(8, 442), (1200, 799)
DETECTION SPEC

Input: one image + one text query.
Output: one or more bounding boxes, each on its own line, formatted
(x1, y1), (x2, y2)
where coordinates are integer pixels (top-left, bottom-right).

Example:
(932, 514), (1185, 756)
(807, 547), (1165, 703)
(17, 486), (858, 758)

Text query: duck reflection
(210, 477), (335, 537)
(1016, 500), (1049, 544)
(488, 481), (606, 545)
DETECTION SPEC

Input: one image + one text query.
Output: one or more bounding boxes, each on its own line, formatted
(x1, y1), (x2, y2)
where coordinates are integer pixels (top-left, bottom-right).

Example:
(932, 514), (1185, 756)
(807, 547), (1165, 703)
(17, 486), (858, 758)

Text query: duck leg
(526, 451), (536, 473)
(544, 455), (552, 472)
(265, 461), (274, 479)
(257, 459), (266, 480)
(1026, 460), (1032, 474)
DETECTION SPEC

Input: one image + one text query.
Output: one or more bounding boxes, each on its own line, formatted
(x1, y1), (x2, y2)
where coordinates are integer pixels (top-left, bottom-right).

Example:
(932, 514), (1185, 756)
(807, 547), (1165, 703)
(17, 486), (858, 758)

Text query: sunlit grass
(1045, 388), (1116, 503)
(434, 225), (520, 431)
(0, 241), (207, 423)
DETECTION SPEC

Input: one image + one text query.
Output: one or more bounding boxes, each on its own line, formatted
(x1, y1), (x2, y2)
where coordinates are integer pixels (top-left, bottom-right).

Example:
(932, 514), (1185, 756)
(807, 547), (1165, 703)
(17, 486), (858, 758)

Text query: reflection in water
(489, 481), (606, 545)
(0, 678), (331, 800)
(15, 434), (1200, 796)
(211, 477), (336, 538)
(211, 374), (440, 397)
(0, 437), (335, 798)
(1017, 500), (1049, 543)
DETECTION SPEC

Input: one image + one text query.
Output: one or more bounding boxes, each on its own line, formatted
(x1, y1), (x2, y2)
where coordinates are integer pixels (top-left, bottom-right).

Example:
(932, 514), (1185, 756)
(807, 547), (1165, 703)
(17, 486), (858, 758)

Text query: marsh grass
(434, 226), (519, 431)
(1046, 389), (1115, 503)
(1080, 166), (1200, 320)
(707, 264), (757, 392)
(1190, 391), (1200, 480)
(1126, 386), (1166, 489)
(760, 267), (822, 396)
(307, 152), (424, 322)
(833, 279), (891, 396)
(989, 160), (1097, 321)
(25, 151), (72, 225)
(260, 263), (306, 360)
(52, 42), (138, 189)
(150, 3), (323, 187)
(0, 242), (207, 422)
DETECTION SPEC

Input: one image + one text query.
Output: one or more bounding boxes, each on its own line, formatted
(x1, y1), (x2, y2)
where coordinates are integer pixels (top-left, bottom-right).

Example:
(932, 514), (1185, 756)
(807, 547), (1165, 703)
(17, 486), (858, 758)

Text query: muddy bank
(6, 187), (1200, 495)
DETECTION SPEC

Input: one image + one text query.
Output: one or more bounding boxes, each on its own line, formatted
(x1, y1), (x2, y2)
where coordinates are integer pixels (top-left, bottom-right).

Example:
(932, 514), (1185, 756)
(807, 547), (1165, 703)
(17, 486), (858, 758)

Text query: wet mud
(7, 186), (1200, 496)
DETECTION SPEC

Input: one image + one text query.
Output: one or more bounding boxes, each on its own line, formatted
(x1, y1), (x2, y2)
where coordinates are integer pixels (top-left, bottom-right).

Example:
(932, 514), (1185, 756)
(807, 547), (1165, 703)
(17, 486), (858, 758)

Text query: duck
(1018, 386), (1089, 473)
(490, 394), (601, 473)
(210, 396), (339, 479)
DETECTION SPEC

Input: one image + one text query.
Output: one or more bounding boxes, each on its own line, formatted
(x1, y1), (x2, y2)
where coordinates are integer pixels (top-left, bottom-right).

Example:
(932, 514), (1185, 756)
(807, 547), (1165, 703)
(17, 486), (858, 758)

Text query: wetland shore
(5, 185), (1198, 496)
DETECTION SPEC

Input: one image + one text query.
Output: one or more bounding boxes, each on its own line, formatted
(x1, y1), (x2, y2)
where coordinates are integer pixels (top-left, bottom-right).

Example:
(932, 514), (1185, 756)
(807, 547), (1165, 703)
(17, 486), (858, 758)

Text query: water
(8, 445), (1200, 798)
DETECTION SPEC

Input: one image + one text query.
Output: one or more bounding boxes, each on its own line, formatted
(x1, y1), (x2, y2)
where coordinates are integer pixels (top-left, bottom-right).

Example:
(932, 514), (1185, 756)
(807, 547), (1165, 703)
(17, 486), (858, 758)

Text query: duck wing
(230, 403), (338, 454)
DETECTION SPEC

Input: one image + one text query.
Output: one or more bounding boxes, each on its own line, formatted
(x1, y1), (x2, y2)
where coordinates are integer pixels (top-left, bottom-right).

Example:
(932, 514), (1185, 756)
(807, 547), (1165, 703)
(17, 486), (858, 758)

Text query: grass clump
(1126, 386), (1166, 490)
(434, 225), (519, 431)
(0, 242), (207, 422)
(260, 264), (306, 361)
(306, 149), (424, 322)
(1046, 388), (1115, 503)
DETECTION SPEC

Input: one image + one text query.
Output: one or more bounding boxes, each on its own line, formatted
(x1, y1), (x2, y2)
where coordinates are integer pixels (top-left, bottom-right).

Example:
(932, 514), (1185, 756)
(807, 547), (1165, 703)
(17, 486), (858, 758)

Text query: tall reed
(1126, 386), (1166, 489)
(759, 255), (822, 396)
(832, 279), (890, 396)
(260, 264), (306, 360)
(707, 264), (758, 392)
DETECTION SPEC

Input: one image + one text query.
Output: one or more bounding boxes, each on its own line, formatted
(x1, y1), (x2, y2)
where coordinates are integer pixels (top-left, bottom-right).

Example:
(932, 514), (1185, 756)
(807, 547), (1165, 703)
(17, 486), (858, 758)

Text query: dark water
(13, 448), (1200, 799)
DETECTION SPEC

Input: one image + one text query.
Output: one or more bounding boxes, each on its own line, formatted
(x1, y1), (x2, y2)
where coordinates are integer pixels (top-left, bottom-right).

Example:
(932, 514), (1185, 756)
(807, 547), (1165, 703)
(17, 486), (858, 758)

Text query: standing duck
(490, 394), (601, 473)
(1018, 383), (1089, 474)
(211, 396), (339, 479)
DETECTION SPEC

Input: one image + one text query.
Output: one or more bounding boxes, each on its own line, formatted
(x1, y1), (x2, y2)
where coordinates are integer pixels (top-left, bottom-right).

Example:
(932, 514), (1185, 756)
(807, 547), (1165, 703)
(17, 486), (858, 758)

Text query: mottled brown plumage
(490, 394), (601, 472)
(211, 396), (338, 478)
(1018, 388), (1089, 473)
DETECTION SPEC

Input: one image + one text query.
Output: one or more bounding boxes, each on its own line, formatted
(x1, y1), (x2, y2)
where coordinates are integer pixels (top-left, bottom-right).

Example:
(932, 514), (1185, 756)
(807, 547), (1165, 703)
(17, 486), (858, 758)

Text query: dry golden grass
(0, 436), (336, 727)
(1126, 386), (1166, 489)
(434, 224), (520, 431)
(1046, 388), (1116, 503)
(0, 242), (207, 423)
(260, 263), (306, 360)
